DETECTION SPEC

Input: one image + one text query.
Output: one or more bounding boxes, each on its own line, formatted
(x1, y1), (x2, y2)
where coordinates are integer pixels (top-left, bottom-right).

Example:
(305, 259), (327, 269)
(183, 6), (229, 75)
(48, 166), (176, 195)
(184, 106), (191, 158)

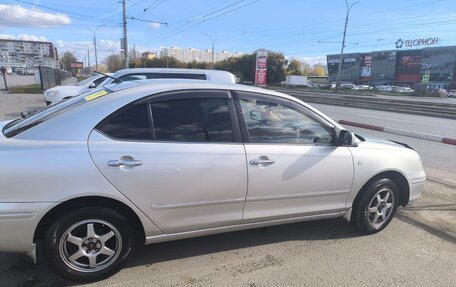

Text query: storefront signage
(360, 54), (372, 80)
(395, 37), (439, 49)
(327, 57), (357, 64)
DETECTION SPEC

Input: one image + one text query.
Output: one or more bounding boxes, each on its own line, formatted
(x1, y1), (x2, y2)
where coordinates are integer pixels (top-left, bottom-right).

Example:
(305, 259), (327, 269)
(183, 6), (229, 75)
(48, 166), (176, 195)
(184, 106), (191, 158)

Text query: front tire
(352, 178), (399, 234)
(43, 207), (135, 282)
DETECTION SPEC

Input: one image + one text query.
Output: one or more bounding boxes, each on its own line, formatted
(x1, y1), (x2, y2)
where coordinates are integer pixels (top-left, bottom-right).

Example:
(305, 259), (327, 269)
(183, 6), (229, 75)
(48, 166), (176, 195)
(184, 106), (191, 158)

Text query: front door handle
(108, 159), (143, 167)
(250, 156), (275, 167)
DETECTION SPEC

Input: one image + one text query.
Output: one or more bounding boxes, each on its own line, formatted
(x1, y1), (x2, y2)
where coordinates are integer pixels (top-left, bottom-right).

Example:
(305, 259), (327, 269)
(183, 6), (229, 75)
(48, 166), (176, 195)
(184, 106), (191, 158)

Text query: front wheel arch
(34, 196), (145, 246)
(352, 171), (410, 212)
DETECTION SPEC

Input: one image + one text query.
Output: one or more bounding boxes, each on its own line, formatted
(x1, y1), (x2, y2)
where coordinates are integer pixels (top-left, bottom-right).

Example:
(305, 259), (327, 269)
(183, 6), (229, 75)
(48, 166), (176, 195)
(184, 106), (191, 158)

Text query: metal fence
(38, 66), (72, 91)
(0, 67), (6, 91)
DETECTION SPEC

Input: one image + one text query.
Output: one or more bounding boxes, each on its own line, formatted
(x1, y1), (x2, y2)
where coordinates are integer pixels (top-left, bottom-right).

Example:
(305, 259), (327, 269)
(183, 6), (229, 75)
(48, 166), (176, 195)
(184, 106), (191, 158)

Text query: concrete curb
(338, 119), (456, 146)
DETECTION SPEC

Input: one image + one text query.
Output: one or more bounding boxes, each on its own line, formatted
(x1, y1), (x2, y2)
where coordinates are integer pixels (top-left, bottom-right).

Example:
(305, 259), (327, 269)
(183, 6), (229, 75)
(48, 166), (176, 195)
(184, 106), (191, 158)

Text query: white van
(44, 68), (236, 105)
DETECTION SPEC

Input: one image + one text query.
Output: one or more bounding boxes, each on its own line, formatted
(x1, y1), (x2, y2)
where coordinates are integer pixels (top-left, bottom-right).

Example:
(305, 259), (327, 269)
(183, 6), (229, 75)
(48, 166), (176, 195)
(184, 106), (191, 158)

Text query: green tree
(266, 52), (288, 84)
(104, 54), (123, 72)
(60, 51), (77, 71)
(287, 59), (302, 75)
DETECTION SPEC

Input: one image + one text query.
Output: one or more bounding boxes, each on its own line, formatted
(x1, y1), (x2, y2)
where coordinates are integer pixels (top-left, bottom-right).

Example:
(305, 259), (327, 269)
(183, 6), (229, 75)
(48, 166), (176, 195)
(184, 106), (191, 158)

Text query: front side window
(151, 98), (233, 142)
(239, 98), (334, 145)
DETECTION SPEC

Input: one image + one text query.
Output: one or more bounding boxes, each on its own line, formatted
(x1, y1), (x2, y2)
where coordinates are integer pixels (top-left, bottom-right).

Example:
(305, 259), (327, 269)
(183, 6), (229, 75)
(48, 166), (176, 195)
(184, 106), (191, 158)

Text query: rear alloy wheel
(44, 207), (135, 282)
(353, 178), (399, 234)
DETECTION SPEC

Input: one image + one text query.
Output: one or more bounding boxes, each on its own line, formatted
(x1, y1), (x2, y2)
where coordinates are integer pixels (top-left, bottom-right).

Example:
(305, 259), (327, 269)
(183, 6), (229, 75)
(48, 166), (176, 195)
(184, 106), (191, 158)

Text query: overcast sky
(1, 0), (455, 65)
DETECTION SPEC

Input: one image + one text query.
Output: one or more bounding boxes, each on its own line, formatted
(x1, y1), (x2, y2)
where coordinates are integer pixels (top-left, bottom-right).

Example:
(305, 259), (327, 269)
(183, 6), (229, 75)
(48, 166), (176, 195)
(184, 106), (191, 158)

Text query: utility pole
(122, 0), (129, 69)
(87, 49), (90, 67)
(204, 33), (218, 70)
(335, 0), (359, 92)
(88, 25), (105, 71)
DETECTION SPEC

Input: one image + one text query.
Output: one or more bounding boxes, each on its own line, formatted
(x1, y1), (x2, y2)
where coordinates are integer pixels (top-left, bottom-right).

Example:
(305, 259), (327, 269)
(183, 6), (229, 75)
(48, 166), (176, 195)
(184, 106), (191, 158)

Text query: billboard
(359, 54), (372, 81)
(70, 62), (84, 68)
(396, 50), (422, 82)
(255, 50), (268, 86)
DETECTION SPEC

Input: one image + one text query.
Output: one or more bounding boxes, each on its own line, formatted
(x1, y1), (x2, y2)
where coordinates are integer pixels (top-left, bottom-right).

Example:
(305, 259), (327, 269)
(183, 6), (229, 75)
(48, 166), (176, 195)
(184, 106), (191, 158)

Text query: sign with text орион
(395, 37), (439, 49)
(255, 50), (268, 86)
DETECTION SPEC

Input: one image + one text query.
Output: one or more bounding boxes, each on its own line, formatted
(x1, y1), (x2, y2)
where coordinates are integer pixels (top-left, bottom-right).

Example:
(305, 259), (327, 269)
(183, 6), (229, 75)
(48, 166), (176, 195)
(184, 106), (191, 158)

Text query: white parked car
(353, 85), (373, 91)
(375, 85), (397, 92)
(448, 90), (456, 98)
(44, 74), (109, 105)
(44, 68), (236, 105)
(0, 80), (425, 282)
(395, 87), (415, 93)
(100, 68), (236, 85)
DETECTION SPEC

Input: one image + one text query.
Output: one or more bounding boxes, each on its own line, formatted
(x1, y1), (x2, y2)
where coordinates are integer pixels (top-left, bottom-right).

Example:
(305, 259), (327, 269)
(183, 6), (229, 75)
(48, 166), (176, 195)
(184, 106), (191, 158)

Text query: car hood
(46, 85), (85, 93)
(355, 133), (413, 150)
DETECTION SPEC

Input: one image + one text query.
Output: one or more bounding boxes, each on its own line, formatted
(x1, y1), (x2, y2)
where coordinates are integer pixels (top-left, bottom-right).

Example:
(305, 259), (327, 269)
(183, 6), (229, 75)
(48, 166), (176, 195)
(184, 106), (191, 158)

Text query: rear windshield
(2, 88), (111, 138)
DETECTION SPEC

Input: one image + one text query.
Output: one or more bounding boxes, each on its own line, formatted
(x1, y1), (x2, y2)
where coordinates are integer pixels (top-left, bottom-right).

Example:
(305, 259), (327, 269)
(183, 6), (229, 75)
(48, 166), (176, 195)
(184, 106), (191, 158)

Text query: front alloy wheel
(367, 188), (395, 229)
(352, 178), (399, 234)
(44, 207), (135, 282)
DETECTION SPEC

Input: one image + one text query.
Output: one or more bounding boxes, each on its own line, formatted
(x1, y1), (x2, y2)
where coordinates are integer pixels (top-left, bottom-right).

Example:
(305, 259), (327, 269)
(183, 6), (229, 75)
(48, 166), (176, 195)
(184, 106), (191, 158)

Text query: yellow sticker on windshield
(84, 90), (108, 101)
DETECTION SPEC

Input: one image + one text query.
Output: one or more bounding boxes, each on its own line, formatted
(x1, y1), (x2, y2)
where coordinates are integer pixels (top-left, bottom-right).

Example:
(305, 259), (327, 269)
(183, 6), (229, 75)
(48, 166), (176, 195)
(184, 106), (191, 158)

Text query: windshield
(2, 88), (112, 138)
(76, 75), (99, 86)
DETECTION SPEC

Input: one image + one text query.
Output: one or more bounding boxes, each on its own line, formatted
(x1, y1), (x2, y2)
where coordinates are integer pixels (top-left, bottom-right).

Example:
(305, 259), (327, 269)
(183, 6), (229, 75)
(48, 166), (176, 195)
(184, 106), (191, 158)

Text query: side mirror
(338, 130), (357, 147)
(88, 82), (96, 89)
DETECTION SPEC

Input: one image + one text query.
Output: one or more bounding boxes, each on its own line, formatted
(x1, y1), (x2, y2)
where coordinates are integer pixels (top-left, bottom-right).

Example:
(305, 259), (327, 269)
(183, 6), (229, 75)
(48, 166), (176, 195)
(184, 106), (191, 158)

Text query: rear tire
(352, 178), (399, 234)
(43, 207), (135, 282)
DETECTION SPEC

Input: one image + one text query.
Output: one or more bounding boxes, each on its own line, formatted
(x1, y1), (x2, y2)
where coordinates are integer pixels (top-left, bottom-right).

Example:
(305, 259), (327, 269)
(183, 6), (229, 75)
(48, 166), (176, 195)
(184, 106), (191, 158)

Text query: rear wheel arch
(34, 196), (146, 245)
(353, 171), (410, 210)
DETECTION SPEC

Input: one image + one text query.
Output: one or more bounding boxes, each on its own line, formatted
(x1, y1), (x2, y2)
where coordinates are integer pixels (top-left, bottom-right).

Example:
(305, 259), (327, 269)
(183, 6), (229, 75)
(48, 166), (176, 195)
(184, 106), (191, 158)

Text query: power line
(153, 0), (259, 42)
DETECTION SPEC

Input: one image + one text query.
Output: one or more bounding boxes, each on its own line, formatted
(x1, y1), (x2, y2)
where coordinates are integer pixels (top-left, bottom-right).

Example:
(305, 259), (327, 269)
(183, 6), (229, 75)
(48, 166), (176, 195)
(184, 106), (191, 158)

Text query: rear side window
(97, 103), (152, 141)
(151, 98), (233, 142)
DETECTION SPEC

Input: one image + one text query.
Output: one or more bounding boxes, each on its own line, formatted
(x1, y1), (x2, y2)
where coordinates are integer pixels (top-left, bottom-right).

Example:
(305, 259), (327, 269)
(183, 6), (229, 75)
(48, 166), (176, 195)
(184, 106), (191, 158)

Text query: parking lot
(0, 93), (455, 287)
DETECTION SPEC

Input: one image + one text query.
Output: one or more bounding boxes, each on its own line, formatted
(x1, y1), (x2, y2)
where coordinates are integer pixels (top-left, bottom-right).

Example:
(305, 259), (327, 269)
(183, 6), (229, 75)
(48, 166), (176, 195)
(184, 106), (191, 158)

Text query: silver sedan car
(0, 80), (425, 282)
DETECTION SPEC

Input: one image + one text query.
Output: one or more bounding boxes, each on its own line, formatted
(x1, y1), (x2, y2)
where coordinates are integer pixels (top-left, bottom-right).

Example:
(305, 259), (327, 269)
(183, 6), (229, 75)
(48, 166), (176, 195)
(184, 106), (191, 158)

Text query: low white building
(159, 46), (242, 63)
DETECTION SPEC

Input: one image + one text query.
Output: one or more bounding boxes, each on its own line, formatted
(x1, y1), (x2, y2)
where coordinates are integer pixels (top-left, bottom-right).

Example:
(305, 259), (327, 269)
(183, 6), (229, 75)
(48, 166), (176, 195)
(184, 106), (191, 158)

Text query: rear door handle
(250, 156), (275, 167)
(108, 159), (143, 167)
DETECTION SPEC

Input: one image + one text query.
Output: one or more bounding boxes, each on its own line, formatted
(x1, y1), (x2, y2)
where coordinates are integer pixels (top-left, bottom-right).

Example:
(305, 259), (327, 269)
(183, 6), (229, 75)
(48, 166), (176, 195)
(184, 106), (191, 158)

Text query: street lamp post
(204, 33), (218, 70)
(335, 0), (359, 92)
(88, 25), (106, 71)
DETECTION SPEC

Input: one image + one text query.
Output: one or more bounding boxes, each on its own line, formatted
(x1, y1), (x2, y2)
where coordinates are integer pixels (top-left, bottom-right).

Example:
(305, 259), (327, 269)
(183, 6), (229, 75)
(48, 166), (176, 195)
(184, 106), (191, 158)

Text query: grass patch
(8, 84), (42, 94)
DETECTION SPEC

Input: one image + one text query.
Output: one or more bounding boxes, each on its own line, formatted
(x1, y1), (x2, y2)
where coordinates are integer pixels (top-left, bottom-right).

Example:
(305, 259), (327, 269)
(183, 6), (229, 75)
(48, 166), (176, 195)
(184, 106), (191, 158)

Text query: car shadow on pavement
(128, 218), (360, 268)
(0, 218), (361, 287)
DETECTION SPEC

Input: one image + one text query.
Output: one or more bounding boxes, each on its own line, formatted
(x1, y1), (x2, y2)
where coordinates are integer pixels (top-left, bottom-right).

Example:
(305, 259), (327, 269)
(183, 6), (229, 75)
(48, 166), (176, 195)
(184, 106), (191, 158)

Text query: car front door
(88, 90), (248, 233)
(234, 91), (354, 223)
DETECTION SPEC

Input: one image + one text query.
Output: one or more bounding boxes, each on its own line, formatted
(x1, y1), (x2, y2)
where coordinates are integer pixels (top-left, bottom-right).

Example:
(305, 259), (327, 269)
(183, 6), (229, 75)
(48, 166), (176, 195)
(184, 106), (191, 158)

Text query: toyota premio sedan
(0, 80), (425, 282)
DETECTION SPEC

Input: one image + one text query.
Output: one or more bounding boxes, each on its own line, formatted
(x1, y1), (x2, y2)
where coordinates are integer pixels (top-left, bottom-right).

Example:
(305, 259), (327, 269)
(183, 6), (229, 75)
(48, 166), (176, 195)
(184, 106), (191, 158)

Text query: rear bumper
(0, 202), (55, 262)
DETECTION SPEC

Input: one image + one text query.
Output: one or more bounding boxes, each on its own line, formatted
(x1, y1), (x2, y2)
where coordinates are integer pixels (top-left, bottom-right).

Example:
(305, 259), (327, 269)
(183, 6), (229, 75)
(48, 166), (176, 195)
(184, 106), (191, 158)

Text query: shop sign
(395, 37), (439, 49)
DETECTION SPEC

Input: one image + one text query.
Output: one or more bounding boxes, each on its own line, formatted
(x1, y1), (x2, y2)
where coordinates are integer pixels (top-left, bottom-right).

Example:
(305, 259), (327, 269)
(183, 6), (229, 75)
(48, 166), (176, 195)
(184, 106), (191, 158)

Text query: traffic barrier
(338, 119), (456, 146)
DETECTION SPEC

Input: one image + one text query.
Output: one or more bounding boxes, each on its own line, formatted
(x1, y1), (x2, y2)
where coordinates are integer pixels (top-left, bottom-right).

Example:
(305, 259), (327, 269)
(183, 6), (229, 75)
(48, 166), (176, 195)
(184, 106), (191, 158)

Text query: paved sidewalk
(0, 93), (45, 120)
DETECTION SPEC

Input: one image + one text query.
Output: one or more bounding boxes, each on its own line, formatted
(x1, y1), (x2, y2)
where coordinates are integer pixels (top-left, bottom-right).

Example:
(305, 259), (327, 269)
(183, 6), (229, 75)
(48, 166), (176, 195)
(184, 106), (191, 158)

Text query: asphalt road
(311, 103), (456, 139)
(0, 93), (455, 287)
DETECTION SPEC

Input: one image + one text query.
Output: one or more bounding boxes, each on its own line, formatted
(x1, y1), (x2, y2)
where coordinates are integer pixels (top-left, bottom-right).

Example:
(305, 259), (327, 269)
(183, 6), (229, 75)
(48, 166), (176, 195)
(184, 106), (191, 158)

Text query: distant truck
(285, 75), (309, 87)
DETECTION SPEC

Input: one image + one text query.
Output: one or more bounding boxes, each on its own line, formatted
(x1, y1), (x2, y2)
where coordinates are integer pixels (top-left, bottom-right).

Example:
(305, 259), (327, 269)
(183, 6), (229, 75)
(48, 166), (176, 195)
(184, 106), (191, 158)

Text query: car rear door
(88, 90), (248, 234)
(234, 91), (354, 223)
